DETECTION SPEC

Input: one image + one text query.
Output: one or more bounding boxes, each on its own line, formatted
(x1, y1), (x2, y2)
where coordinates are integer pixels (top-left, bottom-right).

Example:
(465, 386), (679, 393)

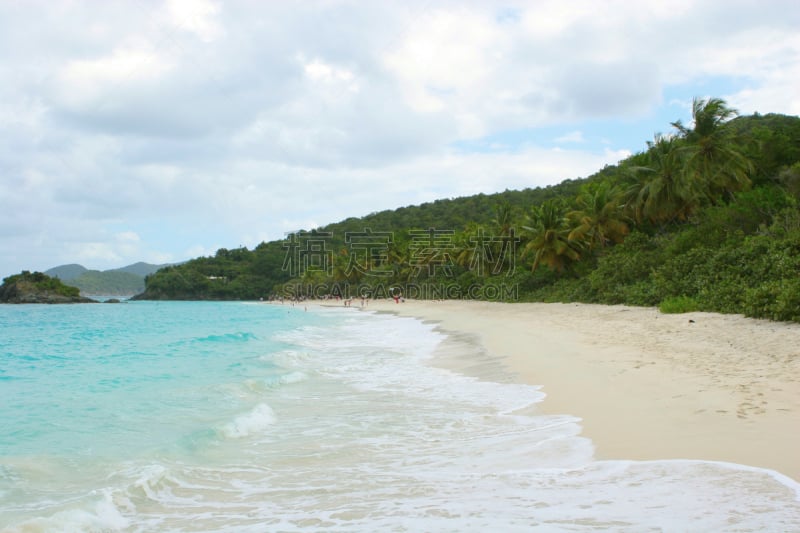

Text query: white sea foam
(1, 491), (128, 533)
(129, 464), (171, 500)
(279, 312), (545, 414)
(267, 349), (312, 366)
(243, 371), (308, 394)
(220, 403), (276, 439)
(268, 370), (308, 387)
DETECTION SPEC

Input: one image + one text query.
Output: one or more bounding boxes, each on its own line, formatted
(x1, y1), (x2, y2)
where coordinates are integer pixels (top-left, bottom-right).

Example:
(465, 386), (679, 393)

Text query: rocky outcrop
(0, 274), (97, 304)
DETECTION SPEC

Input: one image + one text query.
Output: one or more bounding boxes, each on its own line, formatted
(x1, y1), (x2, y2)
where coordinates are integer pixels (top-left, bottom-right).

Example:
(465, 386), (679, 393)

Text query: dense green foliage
(1, 271), (81, 298)
(138, 102), (800, 321)
(135, 241), (291, 300)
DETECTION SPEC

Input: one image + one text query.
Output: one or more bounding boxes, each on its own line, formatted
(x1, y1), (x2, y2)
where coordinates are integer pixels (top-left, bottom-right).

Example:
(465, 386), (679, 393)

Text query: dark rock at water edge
(0, 272), (98, 304)
(0, 284), (97, 303)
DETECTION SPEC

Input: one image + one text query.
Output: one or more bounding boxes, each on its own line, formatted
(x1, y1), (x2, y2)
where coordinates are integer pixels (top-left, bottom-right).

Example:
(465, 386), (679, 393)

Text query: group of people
(343, 296), (372, 307)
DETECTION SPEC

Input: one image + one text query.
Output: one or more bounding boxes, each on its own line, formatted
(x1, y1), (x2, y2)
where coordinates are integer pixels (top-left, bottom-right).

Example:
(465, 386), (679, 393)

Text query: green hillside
(70, 270), (145, 296)
(46, 262), (171, 296)
(112, 262), (171, 278)
(44, 264), (88, 281)
(136, 100), (800, 322)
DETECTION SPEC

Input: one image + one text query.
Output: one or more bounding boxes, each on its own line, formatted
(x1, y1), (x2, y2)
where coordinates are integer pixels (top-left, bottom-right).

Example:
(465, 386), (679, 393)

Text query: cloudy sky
(1, 0), (798, 278)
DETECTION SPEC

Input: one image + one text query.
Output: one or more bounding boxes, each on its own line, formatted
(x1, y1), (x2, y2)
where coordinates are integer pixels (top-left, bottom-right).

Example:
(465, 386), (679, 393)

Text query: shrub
(744, 278), (800, 322)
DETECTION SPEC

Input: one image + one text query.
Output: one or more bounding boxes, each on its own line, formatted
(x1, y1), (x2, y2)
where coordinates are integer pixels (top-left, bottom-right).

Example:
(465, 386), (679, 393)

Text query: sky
(1, 0), (799, 278)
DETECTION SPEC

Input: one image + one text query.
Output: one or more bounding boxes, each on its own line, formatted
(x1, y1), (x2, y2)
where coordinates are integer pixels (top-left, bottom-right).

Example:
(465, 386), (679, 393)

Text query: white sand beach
(361, 300), (800, 481)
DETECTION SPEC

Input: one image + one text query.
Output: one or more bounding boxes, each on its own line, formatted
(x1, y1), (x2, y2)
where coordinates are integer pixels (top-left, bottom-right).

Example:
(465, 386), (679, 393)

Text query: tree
(672, 97), (753, 202)
(625, 134), (700, 225)
(521, 199), (581, 273)
(568, 182), (630, 250)
(453, 222), (486, 270)
(492, 201), (514, 236)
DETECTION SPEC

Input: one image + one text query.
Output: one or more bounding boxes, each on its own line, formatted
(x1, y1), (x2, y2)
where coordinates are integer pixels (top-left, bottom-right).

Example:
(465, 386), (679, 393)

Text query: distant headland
(0, 271), (97, 304)
(0, 261), (176, 303)
(43, 262), (175, 297)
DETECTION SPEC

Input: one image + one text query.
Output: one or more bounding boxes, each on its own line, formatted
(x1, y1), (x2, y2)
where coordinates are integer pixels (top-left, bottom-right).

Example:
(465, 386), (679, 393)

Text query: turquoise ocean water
(1, 301), (799, 532)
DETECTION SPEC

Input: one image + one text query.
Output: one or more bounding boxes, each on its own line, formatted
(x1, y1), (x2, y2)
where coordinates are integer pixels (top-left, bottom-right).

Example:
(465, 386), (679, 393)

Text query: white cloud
(519, 1), (578, 38)
(162, 0), (222, 42)
(68, 242), (124, 265)
(382, 7), (502, 121)
(725, 34), (800, 116)
(555, 131), (586, 144)
(59, 45), (172, 88)
(303, 58), (357, 87)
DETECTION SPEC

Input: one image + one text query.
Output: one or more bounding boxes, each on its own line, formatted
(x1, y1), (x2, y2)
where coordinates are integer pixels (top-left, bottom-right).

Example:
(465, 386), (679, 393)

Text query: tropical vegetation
(0, 271), (92, 303)
(135, 99), (800, 321)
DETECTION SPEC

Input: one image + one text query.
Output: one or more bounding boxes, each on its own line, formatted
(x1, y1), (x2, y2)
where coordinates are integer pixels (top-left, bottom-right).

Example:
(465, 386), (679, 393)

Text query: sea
(1, 301), (798, 532)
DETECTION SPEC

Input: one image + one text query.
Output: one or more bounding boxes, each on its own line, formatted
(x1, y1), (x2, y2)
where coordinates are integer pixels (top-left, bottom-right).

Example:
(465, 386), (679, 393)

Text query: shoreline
(357, 299), (800, 481)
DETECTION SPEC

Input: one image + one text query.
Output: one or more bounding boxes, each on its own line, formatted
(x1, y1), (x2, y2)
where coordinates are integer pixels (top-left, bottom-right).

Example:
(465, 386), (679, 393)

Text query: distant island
(45, 262), (173, 297)
(0, 271), (97, 304)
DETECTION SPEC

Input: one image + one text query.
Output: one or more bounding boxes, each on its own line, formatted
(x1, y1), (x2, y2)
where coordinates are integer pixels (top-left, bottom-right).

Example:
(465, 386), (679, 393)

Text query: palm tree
(521, 199), (581, 273)
(453, 222), (488, 272)
(490, 201), (518, 275)
(672, 97), (753, 202)
(568, 182), (630, 250)
(492, 201), (514, 236)
(672, 97), (736, 141)
(625, 134), (700, 225)
(386, 237), (413, 283)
